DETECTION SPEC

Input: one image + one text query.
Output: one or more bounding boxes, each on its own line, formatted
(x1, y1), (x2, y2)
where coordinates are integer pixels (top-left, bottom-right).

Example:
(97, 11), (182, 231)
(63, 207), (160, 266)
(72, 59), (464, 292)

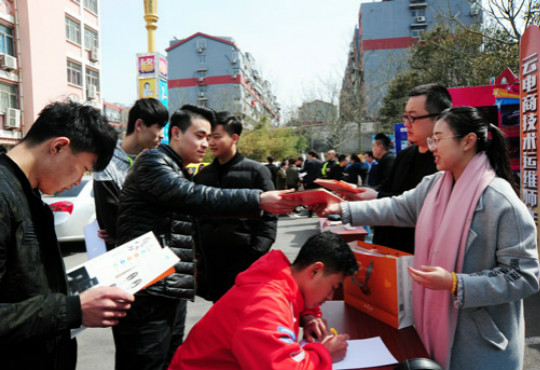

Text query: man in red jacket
(168, 232), (358, 370)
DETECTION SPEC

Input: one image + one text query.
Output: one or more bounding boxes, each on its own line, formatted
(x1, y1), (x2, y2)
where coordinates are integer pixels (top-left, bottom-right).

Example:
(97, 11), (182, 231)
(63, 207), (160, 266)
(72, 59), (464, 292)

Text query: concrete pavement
(64, 216), (540, 369)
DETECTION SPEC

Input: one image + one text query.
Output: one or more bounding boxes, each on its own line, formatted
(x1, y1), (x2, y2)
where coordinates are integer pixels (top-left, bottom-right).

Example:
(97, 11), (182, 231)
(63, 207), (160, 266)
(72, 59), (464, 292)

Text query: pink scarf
(414, 153), (495, 369)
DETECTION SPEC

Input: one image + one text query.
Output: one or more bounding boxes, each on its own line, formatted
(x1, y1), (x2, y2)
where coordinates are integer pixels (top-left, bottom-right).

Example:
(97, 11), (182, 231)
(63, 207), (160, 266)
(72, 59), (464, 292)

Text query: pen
(330, 328), (338, 336)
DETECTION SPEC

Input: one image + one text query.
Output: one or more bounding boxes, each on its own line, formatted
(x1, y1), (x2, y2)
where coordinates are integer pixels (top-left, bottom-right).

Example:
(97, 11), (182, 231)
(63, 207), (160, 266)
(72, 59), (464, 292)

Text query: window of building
(0, 24), (14, 56)
(199, 86), (207, 94)
(84, 27), (98, 50)
(198, 70), (207, 79)
(199, 55), (206, 63)
(0, 82), (18, 112)
(86, 68), (99, 91)
(83, 0), (98, 14)
(196, 39), (207, 49)
(67, 60), (82, 86)
(231, 51), (239, 62)
(411, 29), (425, 39)
(65, 17), (81, 44)
(411, 9), (425, 17)
(199, 99), (208, 107)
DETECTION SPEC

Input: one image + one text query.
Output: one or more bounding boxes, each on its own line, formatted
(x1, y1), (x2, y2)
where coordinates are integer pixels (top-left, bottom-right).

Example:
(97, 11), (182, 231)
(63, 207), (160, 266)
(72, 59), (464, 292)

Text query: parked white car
(42, 176), (95, 242)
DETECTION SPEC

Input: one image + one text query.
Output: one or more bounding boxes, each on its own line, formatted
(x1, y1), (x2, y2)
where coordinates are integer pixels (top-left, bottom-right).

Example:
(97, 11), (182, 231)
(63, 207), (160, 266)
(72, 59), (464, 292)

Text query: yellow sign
(139, 78), (156, 98)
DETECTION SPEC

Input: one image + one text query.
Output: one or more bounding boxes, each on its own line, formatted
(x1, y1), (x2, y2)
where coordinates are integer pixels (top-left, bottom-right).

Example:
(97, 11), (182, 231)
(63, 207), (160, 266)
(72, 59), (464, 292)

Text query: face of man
(303, 267), (345, 310)
(403, 95), (437, 151)
(138, 122), (164, 149)
(40, 144), (97, 195)
(371, 141), (384, 160)
(173, 118), (212, 166)
(326, 152), (335, 161)
(209, 124), (237, 163)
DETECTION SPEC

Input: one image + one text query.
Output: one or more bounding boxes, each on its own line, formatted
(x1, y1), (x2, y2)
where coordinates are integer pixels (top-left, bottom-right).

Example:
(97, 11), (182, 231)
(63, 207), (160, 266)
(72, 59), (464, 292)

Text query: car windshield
(49, 180), (88, 197)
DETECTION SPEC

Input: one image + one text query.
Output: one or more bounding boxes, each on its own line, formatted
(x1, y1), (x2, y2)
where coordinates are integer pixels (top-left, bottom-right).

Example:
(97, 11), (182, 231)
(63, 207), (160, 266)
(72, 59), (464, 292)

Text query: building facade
(0, 0), (102, 149)
(341, 0), (481, 120)
(166, 32), (280, 125)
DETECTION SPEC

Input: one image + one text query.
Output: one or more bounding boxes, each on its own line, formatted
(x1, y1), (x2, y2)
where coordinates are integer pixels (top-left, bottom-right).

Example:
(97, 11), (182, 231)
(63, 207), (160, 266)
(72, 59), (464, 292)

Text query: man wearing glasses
(345, 83), (452, 254)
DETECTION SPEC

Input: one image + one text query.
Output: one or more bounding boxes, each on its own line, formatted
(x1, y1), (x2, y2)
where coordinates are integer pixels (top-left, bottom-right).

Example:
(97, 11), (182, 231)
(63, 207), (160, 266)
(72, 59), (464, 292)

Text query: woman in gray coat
(314, 107), (540, 370)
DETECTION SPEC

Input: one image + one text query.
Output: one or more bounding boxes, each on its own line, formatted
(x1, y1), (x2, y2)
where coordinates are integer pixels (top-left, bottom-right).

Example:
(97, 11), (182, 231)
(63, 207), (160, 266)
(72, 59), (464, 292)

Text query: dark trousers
(112, 295), (187, 370)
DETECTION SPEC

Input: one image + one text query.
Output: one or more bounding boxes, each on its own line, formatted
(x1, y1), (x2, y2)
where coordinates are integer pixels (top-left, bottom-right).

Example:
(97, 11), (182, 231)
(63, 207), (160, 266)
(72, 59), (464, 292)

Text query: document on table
(332, 337), (398, 370)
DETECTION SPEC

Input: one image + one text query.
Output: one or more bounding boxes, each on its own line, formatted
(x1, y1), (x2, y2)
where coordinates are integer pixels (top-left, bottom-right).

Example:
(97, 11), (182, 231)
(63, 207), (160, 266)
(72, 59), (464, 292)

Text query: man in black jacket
(0, 102), (134, 370)
(116, 105), (297, 370)
(337, 84), (452, 254)
(370, 133), (395, 189)
(194, 112), (277, 302)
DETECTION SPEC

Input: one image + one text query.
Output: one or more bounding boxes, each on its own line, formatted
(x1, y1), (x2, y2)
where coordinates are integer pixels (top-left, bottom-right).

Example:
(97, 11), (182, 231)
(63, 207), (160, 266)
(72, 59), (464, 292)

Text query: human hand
(260, 190), (299, 214)
(97, 229), (115, 244)
(310, 203), (342, 218)
(408, 265), (453, 291)
(301, 315), (329, 342)
(321, 333), (350, 362)
(335, 187), (377, 201)
(80, 286), (134, 328)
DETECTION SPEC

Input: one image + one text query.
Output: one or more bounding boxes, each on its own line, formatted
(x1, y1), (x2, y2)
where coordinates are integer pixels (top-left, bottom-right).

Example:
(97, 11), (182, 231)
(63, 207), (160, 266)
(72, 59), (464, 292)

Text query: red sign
(138, 55), (156, 74)
(520, 25), (540, 224)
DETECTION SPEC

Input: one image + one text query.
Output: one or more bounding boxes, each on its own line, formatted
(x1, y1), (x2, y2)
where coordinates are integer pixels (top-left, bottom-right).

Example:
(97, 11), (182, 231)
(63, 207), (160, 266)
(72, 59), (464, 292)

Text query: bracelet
(451, 272), (457, 295)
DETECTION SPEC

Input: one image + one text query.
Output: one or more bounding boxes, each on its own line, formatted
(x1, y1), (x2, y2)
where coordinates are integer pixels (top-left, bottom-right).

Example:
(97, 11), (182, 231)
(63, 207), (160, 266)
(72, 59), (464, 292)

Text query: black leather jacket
(117, 145), (262, 301)
(0, 154), (81, 370)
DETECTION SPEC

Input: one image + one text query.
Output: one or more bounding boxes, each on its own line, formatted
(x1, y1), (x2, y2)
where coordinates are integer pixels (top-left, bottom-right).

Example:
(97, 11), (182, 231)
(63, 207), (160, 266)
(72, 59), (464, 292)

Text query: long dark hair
(439, 106), (517, 194)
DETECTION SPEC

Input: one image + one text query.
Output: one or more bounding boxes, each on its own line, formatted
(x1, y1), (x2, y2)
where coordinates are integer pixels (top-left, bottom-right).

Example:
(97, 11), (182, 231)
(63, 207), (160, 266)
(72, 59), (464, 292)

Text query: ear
(170, 125), (182, 139)
(307, 262), (325, 279)
(231, 133), (239, 144)
(134, 119), (145, 132)
(463, 133), (477, 152)
(50, 137), (70, 155)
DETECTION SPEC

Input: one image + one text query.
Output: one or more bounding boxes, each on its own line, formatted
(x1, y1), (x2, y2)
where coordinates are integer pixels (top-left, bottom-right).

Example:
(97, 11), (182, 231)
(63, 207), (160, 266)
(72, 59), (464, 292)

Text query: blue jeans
(112, 295), (187, 370)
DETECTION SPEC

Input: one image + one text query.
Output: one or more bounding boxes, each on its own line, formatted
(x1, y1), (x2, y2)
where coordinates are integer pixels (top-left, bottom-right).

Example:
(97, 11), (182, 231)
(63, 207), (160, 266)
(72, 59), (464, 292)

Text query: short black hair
(293, 232), (358, 276)
(409, 83), (452, 115)
(216, 111), (243, 137)
(126, 98), (169, 135)
(21, 101), (117, 171)
(308, 150), (318, 158)
(169, 104), (216, 137)
(0, 145), (6, 154)
(374, 133), (392, 151)
(267, 155), (274, 163)
(337, 154), (347, 162)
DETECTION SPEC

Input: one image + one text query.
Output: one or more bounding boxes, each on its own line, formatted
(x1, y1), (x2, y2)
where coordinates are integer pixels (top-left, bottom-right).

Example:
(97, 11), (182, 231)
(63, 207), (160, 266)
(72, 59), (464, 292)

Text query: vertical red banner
(520, 26), (540, 241)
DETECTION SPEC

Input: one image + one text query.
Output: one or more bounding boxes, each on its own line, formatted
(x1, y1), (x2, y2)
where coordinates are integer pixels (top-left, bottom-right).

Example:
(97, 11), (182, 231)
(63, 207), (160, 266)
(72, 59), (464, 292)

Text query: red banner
(520, 26), (540, 228)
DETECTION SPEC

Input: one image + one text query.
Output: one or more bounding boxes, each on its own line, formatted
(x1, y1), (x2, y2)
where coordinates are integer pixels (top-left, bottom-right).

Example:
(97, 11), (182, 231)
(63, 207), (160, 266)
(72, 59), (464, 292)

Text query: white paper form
(332, 337), (398, 370)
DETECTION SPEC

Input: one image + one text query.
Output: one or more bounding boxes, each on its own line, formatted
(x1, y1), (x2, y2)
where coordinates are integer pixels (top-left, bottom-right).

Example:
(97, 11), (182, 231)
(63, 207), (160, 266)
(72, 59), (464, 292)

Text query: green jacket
(0, 154), (82, 370)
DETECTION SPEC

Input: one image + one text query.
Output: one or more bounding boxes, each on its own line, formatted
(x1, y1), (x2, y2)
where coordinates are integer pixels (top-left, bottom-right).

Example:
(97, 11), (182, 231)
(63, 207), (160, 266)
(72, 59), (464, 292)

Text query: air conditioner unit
(197, 48), (203, 53)
(89, 46), (98, 62)
(198, 92), (205, 97)
(87, 85), (97, 99)
(231, 59), (237, 64)
(470, 9), (479, 16)
(198, 77), (204, 82)
(232, 74), (237, 79)
(0, 54), (17, 70)
(416, 16), (426, 23)
(5, 108), (21, 129)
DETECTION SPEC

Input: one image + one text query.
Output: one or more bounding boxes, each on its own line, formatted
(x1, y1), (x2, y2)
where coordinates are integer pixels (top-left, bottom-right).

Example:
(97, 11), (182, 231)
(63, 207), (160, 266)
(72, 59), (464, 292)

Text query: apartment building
(341, 0), (481, 120)
(0, 0), (102, 148)
(166, 32), (280, 125)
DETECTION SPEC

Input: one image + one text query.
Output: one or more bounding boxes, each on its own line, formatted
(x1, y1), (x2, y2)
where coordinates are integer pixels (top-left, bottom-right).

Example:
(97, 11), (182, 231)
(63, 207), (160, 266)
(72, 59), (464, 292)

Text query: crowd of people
(0, 82), (538, 370)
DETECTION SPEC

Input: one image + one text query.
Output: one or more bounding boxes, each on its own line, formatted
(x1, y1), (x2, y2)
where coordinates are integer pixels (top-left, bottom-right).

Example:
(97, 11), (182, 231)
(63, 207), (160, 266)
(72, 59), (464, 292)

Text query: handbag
(344, 241), (414, 329)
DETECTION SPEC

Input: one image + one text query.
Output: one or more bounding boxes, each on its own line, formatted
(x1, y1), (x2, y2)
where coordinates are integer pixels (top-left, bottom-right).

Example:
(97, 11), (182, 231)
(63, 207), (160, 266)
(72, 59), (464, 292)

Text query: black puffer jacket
(0, 154), (81, 370)
(117, 145), (262, 301)
(194, 153), (277, 301)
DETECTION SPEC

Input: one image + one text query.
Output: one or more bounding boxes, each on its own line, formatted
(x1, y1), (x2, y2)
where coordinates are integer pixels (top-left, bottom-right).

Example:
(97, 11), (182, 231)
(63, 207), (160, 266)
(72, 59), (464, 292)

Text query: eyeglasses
(426, 135), (462, 150)
(401, 112), (440, 123)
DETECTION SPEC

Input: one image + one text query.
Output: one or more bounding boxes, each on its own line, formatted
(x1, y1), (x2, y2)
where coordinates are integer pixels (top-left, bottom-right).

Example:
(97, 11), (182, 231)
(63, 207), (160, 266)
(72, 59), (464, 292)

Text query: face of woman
(430, 119), (471, 178)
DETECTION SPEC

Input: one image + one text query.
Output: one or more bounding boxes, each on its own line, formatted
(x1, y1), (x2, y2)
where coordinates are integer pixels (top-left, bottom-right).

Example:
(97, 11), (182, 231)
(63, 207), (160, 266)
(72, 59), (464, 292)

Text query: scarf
(413, 153), (495, 369)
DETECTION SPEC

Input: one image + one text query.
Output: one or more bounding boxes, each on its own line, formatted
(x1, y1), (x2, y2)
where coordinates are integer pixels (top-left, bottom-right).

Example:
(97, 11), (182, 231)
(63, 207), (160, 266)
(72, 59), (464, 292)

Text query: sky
(100, 0), (368, 111)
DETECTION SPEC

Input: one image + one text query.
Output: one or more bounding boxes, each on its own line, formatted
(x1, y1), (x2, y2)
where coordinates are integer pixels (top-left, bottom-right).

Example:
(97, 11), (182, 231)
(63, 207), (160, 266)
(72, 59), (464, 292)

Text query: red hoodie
(168, 250), (332, 370)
